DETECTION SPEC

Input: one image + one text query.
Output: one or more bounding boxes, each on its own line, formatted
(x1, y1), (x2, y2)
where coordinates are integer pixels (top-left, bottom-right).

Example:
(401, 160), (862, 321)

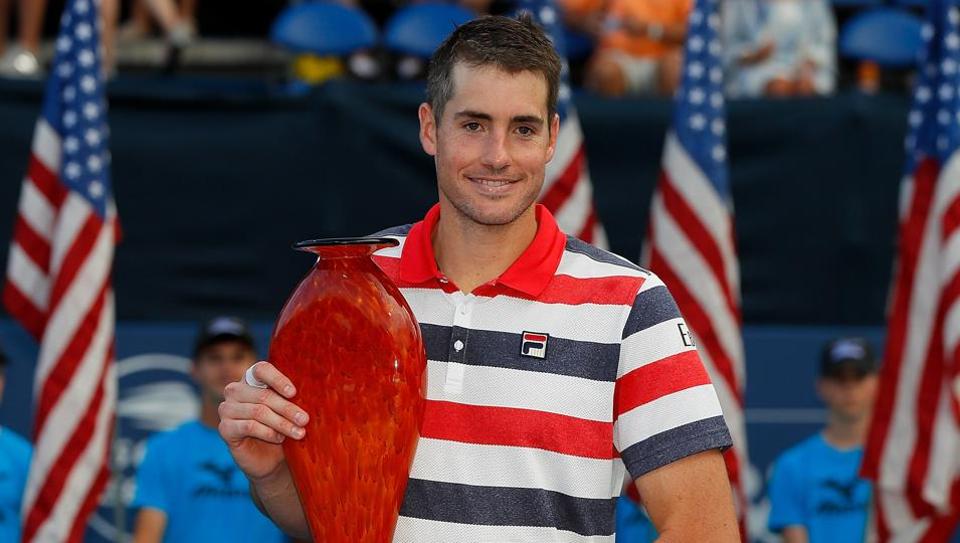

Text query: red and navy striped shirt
(372, 204), (732, 542)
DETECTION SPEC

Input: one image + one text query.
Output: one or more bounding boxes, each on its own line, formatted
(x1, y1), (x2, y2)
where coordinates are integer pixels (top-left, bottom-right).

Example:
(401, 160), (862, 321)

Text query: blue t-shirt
(0, 427), (32, 543)
(767, 433), (871, 542)
(132, 420), (285, 543)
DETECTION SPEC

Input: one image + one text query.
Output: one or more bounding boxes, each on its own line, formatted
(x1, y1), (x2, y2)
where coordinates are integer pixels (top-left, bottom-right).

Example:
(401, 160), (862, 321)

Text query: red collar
(398, 204), (566, 297)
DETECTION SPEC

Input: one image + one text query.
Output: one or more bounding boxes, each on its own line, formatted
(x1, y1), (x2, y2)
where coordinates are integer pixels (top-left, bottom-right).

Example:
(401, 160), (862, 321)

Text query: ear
(419, 103), (438, 157)
(545, 112), (560, 164)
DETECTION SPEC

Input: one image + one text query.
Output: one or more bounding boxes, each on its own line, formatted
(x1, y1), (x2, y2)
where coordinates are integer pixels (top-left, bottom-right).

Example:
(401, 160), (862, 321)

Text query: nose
(481, 130), (511, 171)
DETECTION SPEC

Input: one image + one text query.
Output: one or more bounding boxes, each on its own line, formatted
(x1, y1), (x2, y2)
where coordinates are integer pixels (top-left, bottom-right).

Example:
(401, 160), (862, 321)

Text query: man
(0, 347), (31, 542)
(562, 0), (691, 96)
(131, 317), (284, 543)
(219, 15), (739, 541)
(767, 337), (878, 543)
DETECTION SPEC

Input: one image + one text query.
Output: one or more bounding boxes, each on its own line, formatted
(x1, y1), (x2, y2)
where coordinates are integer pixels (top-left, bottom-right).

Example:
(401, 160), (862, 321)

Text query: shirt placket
(444, 292), (474, 395)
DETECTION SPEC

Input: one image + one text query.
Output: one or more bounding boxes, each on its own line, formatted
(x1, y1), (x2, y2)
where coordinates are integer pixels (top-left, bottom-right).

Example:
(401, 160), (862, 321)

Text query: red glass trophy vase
(268, 238), (427, 542)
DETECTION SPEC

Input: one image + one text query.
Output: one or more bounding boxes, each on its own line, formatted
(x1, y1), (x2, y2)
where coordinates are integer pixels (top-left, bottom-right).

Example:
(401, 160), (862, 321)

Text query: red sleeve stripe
(614, 350), (712, 419)
(421, 400), (616, 460)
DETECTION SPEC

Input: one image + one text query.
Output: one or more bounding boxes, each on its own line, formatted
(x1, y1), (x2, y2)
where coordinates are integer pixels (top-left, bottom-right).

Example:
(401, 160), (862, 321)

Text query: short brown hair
(426, 14), (562, 122)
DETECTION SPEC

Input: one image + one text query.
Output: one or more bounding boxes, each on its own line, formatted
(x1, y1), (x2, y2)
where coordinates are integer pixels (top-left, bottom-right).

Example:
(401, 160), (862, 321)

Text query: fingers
(219, 400), (305, 440)
(219, 360), (310, 445)
(218, 417), (286, 444)
(250, 361), (297, 399)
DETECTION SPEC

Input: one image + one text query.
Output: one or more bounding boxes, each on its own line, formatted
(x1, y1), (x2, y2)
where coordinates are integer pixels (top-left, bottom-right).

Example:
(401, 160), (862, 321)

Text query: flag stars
(81, 75), (96, 94)
(57, 36), (72, 53)
(87, 155), (103, 173)
(689, 114), (707, 130)
(689, 36), (704, 52)
(708, 13), (720, 30)
(938, 135), (949, 150)
(539, 5), (556, 25)
(944, 58), (957, 75)
(78, 49), (95, 68)
(88, 180), (104, 199)
(950, 7), (960, 24)
(710, 92), (724, 108)
(690, 10), (703, 25)
(688, 61), (705, 78)
(923, 24), (934, 42)
(909, 110), (923, 127)
(85, 128), (101, 146)
(709, 67), (723, 84)
(62, 85), (76, 102)
(83, 102), (99, 120)
(940, 84), (954, 100)
(709, 40), (722, 57)
(64, 136), (80, 153)
(75, 0), (89, 13)
(689, 87), (705, 104)
(63, 111), (78, 129)
(57, 62), (73, 78)
(712, 145), (726, 162)
(711, 118), (725, 136)
(947, 33), (960, 50)
(938, 109), (951, 125)
(917, 86), (932, 103)
(65, 161), (82, 179)
(75, 22), (92, 41)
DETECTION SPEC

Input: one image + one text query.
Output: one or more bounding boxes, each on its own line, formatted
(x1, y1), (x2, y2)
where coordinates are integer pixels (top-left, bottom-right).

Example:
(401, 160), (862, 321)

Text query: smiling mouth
(466, 177), (521, 194)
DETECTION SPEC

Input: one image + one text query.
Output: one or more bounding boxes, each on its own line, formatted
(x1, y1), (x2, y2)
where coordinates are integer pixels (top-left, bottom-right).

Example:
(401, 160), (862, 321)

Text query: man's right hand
(218, 361), (310, 482)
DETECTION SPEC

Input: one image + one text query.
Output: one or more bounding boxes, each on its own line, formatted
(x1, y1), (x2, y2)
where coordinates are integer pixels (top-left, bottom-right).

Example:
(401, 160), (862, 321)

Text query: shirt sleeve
(767, 454), (806, 532)
(613, 273), (733, 480)
(131, 436), (169, 513)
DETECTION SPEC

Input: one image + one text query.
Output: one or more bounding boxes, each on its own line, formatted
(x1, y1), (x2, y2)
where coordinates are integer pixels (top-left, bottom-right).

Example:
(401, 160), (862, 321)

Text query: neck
(432, 201), (538, 294)
(822, 412), (869, 449)
(199, 397), (220, 428)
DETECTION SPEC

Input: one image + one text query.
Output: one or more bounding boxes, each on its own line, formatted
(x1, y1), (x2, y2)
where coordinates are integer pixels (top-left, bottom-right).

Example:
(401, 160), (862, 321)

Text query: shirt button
(454, 340), (464, 352)
(459, 305), (469, 316)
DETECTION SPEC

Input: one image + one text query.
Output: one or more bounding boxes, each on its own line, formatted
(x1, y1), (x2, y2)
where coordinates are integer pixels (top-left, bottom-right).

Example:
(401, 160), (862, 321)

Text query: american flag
(860, 1), (960, 539)
(519, 0), (609, 248)
(642, 0), (749, 534)
(2, 0), (119, 540)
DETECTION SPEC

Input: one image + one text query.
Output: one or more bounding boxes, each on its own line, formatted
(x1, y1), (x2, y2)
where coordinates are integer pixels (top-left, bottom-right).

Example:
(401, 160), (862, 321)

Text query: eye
(463, 122), (482, 132)
(517, 125), (536, 137)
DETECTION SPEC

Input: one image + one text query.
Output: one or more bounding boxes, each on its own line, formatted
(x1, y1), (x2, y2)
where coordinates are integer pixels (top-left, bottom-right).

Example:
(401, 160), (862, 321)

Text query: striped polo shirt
(372, 204), (732, 542)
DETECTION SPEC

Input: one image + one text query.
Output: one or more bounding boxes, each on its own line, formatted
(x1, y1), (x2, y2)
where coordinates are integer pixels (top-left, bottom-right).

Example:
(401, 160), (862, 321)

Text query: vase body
(268, 238), (426, 542)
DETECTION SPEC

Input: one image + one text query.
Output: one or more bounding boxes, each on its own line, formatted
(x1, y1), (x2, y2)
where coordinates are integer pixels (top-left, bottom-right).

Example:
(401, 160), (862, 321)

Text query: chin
(453, 195), (538, 227)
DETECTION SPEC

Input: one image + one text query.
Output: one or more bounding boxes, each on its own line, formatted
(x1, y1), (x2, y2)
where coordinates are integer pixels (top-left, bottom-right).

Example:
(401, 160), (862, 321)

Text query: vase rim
(292, 237), (400, 250)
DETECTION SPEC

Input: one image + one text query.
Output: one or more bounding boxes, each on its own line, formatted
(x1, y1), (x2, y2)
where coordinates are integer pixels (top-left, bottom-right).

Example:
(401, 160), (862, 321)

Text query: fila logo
(521, 331), (549, 359)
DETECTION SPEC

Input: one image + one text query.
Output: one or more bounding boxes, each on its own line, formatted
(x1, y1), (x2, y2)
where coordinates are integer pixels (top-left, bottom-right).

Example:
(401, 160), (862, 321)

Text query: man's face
(419, 63), (559, 226)
(817, 372), (878, 423)
(192, 340), (256, 403)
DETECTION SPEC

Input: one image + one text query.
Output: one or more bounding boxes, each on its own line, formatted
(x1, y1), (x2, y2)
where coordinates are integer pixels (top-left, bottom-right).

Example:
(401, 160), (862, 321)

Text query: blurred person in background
(766, 337), (877, 543)
(131, 317), (284, 543)
(562, 0), (691, 96)
(0, 0), (46, 77)
(116, 0), (197, 42)
(0, 346), (32, 542)
(723, 0), (836, 98)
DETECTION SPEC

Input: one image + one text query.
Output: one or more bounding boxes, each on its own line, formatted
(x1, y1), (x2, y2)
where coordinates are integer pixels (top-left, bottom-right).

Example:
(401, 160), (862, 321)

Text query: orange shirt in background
(561, 0), (692, 59)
